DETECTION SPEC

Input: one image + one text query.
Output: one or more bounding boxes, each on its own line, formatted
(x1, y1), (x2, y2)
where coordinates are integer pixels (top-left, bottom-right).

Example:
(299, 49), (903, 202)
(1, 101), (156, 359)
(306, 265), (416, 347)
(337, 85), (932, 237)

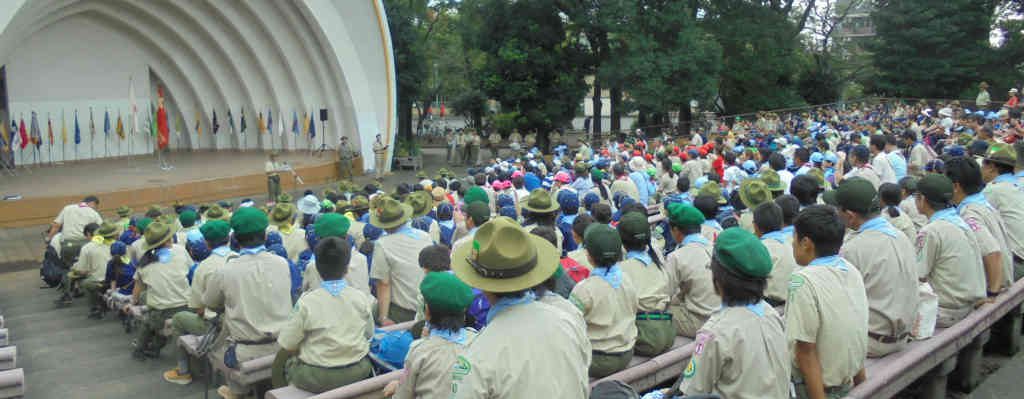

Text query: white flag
(279, 110), (285, 137)
(128, 76), (138, 136)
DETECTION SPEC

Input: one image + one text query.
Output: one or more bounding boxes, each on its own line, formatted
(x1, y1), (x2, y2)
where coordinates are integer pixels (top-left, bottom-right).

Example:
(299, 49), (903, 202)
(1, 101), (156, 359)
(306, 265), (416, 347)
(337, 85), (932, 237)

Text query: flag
(175, 115), (183, 139)
(212, 108), (219, 135)
(228, 107), (236, 134)
(156, 87), (169, 149)
(308, 110), (316, 139)
(150, 105), (157, 139)
(12, 120), (21, 150)
(47, 114), (54, 145)
(258, 111), (265, 134)
(267, 109), (273, 136)
(194, 110), (202, 137)
(116, 111), (124, 139)
(29, 112), (41, 148)
(240, 108), (247, 134)
(62, 111), (68, 143)
(89, 108), (96, 139)
(129, 76), (138, 136)
(103, 110), (111, 137)
(73, 111), (81, 145)
(440, 101), (446, 117)
(291, 111), (299, 136)
(278, 110), (285, 137)
(0, 119), (7, 150)
(301, 111), (310, 137)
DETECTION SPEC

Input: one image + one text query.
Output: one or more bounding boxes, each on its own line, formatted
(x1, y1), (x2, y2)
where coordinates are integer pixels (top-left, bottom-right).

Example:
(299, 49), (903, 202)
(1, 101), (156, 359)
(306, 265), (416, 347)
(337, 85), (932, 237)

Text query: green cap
(178, 210), (198, 228)
(200, 220), (231, 243)
(465, 201), (491, 226)
(714, 228), (772, 278)
(739, 179), (772, 209)
(760, 169), (785, 192)
(591, 168), (605, 180)
(314, 213), (351, 238)
(917, 173), (954, 204)
(671, 163), (683, 174)
(667, 202), (705, 227)
(617, 211), (650, 242)
(463, 186), (489, 205)
(420, 271), (474, 314)
(835, 178), (878, 214)
(136, 217), (153, 234)
(230, 207), (269, 235)
(646, 167), (657, 177)
(821, 189), (839, 206)
(584, 224), (622, 266)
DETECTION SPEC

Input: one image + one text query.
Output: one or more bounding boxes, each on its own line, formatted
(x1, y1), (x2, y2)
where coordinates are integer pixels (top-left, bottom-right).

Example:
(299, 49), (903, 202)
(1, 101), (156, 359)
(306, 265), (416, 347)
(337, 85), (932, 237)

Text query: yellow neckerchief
(92, 235), (115, 246)
(278, 223), (294, 235)
(344, 211), (356, 221)
(118, 255), (130, 264)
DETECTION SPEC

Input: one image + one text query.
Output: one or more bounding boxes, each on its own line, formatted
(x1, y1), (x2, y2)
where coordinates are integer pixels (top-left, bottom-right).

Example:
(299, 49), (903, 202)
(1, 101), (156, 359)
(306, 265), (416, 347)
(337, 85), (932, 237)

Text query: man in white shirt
(869, 135), (897, 184)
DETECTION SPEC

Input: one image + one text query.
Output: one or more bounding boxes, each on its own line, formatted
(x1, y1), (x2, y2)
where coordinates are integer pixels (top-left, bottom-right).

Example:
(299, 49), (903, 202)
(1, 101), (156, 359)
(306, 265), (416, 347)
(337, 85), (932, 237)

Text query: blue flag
(309, 110), (316, 139)
(228, 108), (236, 133)
(74, 110), (81, 145)
(267, 109), (273, 135)
(103, 110), (111, 136)
(291, 111), (299, 136)
(240, 109), (247, 133)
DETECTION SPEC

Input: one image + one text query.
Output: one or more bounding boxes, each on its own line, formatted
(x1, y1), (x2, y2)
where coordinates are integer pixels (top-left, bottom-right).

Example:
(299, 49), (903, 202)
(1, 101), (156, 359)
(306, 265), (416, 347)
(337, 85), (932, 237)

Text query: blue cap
(733, 145), (745, 154)
(742, 160), (757, 173)
(694, 175), (709, 189)
(945, 145), (966, 157)
(110, 241), (128, 256)
(810, 152), (824, 164)
(583, 192), (600, 209)
(499, 205), (517, 219)
(265, 231), (283, 247)
(824, 153), (838, 164)
(557, 190), (580, 212)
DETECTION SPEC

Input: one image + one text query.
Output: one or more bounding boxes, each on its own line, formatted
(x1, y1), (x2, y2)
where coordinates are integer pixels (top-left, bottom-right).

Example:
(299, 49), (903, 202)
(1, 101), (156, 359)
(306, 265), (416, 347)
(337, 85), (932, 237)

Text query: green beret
(230, 207), (269, 235)
(918, 173), (954, 204)
(667, 202), (705, 227)
(178, 210), (198, 228)
(714, 228), (772, 278)
(465, 201), (491, 225)
(591, 168), (606, 180)
(834, 178), (878, 214)
(584, 224), (622, 266)
(463, 186), (489, 205)
(821, 189), (839, 206)
(199, 220), (231, 243)
(671, 163), (683, 174)
(420, 271), (474, 314)
(314, 213), (351, 238)
(617, 211), (650, 242)
(136, 217), (153, 234)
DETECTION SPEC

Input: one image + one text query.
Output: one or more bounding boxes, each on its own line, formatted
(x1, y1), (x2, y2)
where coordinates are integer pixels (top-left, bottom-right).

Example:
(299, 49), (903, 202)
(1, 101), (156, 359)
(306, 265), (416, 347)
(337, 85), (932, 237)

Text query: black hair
(145, 208), (162, 218)
(418, 244), (451, 272)
(774, 195), (800, 226)
(661, 159), (675, 176)
(728, 190), (746, 212)
(723, 151), (737, 165)
(426, 305), (466, 333)
(83, 222), (100, 237)
(612, 163), (626, 177)
(768, 153), (786, 171)
(984, 158), (1015, 175)
(620, 202), (648, 216)
(944, 156), (984, 195)
(693, 195), (719, 220)
(530, 226), (559, 247)
(592, 173), (611, 200)
(885, 134), (899, 147)
(83, 195), (99, 204)
(793, 205), (845, 258)
(711, 256), (766, 306)
(899, 176), (918, 195)
(315, 236), (351, 280)
(870, 134), (887, 152)
(753, 202), (783, 233)
(879, 183), (903, 218)
(572, 214), (595, 238)
(525, 210), (557, 227)
(449, 180), (462, 193)
(591, 203), (612, 224)
(789, 175), (820, 206)
(676, 176), (691, 193)
(794, 148), (810, 164)
(235, 231), (267, 249)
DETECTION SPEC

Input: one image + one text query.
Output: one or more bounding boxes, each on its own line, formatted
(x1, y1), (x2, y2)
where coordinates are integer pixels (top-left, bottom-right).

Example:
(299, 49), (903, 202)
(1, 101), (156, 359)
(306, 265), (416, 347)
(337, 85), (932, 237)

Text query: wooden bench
(843, 277), (1024, 399)
(393, 156), (422, 171)
(0, 347), (15, 371)
(0, 368), (24, 399)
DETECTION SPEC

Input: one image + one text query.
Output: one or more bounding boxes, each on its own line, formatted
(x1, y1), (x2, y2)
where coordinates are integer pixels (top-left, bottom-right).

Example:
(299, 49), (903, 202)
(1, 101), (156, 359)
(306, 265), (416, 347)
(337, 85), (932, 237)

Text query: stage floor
(0, 151), (331, 199)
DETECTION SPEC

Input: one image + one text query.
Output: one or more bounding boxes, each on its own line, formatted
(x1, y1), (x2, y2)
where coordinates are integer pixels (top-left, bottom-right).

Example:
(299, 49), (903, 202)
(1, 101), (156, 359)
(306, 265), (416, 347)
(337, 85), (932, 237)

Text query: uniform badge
(452, 355), (472, 381)
(683, 358), (697, 378)
(693, 332), (714, 356)
(788, 274), (805, 291)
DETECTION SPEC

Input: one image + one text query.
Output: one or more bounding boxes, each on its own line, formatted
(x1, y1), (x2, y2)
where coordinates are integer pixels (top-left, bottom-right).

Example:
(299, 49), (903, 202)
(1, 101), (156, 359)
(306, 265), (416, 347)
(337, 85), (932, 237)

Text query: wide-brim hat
(451, 216), (560, 293)
(370, 197), (414, 229)
(984, 144), (1017, 167)
(142, 221), (179, 252)
(350, 195), (370, 211)
(115, 206), (132, 218)
(760, 169), (785, 191)
(270, 204), (296, 226)
(406, 191), (432, 218)
(628, 156), (646, 172)
(697, 181), (727, 204)
(96, 222), (120, 239)
(521, 188), (560, 213)
(739, 179), (772, 209)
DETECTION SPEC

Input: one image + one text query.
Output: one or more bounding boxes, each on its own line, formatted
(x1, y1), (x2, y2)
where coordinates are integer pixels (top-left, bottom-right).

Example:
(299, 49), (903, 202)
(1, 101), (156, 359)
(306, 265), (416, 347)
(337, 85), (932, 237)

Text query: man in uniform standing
(461, 130), (474, 166)
(337, 136), (355, 180)
(266, 153), (285, 203)
(373, 134), (389, 181)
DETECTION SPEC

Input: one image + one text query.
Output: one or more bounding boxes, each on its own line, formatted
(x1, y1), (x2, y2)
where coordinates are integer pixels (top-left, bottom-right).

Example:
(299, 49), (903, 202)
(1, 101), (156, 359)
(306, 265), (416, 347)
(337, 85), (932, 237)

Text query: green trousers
(338, 159), (353, 179)
(137, 306), (186, 355)
(81, 280), (105, 310)
(170, 310), (210, 336)
(385, 303), (416, 324)
(272, 351), (372, 393)
(268, 174), (281, 203)
(634, 317), (675, 357)
(589, 349), (633, 378)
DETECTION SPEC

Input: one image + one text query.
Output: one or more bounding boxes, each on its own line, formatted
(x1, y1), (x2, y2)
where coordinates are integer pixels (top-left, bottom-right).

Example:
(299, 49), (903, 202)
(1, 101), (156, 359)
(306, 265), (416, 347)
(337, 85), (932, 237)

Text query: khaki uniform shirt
(538, 292), (585, 328)
(883, 211), (918, 243)
(370, 228), (432, 311)
(55, 203), (103, 241)
(846, 166), (881, 189)
(680, 304), (790, 399)
(452, 301), (590, 399)
(272, 227), (308, 263)
(569, 271), (639, 353)
(301, 252), (372, 298)
(916, 218), (987, 310)
(394, 330), (478, 399)
(984, 180), (1024, 261)
(277, 287), (375, 367)
(664, 240), (720, 323)
(129, 238), (147, 264)
(189, 247), (235, 311)
(135, 245), (192, 310)
(899, 195), (928, 229)
(619, 257), (670, 312)
(785, 259), (869, 388)
(349, 219), (367, 248)
(700, 223), (722, 243)
(909, 144), (932, 172)
(840, 223), (919, 340)
(738, 211), (754, 233)
(566, 248), (593, 270)
(373, 141), (388, 156)
(203, 250), (292, 342)
(959, 201), (1013, 288)
(175, 226), (197, 248)
(610, 178), (640, 202)
(761, 236), (797, 304)
(72, 240), (112, 283)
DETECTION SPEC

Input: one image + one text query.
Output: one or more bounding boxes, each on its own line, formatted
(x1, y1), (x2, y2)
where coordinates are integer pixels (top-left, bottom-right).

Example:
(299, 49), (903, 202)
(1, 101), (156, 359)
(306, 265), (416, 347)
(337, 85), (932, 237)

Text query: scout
(663, 203), (720, 338)
(174, 210), (198, 246)
(58, 222), (118, 314)
(163, 220), (236, 385)
(738, 178), (772, 233)
(269, 204), (309, 263)
(834, 179), (919, 357)
(370, 197), (433, 325)
(113, 205), (132, 230)
(373, 134), (389, 180)
(566, 214), (595, 271)
(751, 202), (797, 307)
(788, 205), (869, 399)
(47, 195), (104, 258)
(301, 213), (372, 297)
(384, 272), (477, 399)
(666, 228), (790, 399)
(273, 237), (375, 393)
(451, 217), (590, 399)
(571, 224), (639, 378)
(945, 157), (1012, 293)
(132, 221), (193, 360)
(450, 201), (490, 254)
(203, 207), (292, 398)
(616, 211), (674, 357)
(407, 191), (441, 243)
(338, 135), (355, 179)
(266, 152), (285, 202)
(980, 144), (1024, 280)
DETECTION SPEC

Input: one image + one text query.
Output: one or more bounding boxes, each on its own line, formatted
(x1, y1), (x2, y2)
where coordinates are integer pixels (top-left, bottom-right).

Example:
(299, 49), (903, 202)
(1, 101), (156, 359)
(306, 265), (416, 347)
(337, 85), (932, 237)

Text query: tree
(384, 0), (429, 145)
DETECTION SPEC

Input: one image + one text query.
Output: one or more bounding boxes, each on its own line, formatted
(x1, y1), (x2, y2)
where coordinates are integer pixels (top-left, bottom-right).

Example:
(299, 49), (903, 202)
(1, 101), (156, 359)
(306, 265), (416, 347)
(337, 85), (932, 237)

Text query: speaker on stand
(314, 108), (330, 157)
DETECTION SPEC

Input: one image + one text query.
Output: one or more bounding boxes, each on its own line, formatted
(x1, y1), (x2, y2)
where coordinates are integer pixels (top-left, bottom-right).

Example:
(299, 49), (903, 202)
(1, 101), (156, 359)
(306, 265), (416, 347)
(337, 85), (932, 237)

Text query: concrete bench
(0, 368), (24, 399)
(844, 277), (1024, 399)
(0, 315), (4, 329)
(0, 347), (14, 371)
(0, 329), (7, 347)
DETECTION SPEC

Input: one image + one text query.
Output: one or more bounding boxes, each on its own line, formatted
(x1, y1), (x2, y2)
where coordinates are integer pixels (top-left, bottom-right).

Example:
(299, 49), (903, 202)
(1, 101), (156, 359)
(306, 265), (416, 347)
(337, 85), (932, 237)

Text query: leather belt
(868, 331), (909, 344)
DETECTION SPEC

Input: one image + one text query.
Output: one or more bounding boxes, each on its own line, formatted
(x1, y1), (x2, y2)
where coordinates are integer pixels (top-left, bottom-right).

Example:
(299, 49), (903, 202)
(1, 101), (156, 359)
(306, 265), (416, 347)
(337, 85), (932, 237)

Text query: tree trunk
(398, 98), (413, 144)
(679, 104), (691, 140)
(610, 85), (622, 133)
(592, 78), (603, 141)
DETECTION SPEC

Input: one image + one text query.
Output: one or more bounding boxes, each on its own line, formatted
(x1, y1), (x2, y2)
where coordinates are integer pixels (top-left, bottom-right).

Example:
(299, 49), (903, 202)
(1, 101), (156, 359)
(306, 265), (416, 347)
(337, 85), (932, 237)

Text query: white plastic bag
(912, 282), (938, 339)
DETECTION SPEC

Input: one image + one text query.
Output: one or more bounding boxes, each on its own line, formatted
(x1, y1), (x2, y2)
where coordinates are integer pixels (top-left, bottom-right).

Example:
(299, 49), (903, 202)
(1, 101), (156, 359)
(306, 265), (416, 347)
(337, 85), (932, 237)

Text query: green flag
(150, 105), (157, 137)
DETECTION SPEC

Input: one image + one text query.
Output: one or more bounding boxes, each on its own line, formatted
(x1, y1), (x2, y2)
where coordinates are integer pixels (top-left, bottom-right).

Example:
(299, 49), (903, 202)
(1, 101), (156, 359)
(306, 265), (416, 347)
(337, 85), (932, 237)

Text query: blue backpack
(369, 329), (414, 371)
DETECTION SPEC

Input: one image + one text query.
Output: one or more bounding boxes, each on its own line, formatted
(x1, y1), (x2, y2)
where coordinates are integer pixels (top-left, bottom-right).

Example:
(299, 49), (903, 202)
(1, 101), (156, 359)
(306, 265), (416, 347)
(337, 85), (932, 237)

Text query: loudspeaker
(319, 109), (328, 122)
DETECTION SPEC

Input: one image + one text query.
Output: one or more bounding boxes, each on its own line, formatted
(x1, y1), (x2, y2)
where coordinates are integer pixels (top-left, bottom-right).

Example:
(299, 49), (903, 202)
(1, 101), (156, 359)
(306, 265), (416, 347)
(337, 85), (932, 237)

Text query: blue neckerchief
(156, 247), (172, 263)
(591, 264), (624, 289)
(625, 250), (652, 266)
(320, 279), (347, 296)
(859, 216), (899, 238)
(211, 245), (231, 257)
(958, 192), (995, 213)
(760, 230), (787, 244)
(931, 208), (970, 231)
(807, 255), (848, 271)
(745, 301), (766, 317)
(683, 233), (709, 246)
(703, 219), (721, 230)
(780, 225), (794, 236)
(239, 245), (267, 256)
(1015, 171), (1024, 179)
(994, 173), (1018, 185)
(561, 214), (578, 226)
(486, 291), (536, 324)
(396, 223), (425, 240)
(438, 220), (455, 230)
(427, 324), (468, 345)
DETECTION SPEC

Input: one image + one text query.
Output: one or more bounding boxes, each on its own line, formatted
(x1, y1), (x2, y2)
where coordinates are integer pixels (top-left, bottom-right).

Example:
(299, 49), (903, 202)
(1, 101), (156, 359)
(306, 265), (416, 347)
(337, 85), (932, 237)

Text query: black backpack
(40, 245), (68, 288)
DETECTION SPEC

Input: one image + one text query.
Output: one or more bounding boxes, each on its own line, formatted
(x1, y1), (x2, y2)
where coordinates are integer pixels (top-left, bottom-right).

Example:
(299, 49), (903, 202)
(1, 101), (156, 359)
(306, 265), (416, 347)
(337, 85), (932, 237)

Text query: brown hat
(451, 217), (560, 293)
(370, 197), (413, 229)
(521, 189), (560, 214)
(142, 221), (178, 252)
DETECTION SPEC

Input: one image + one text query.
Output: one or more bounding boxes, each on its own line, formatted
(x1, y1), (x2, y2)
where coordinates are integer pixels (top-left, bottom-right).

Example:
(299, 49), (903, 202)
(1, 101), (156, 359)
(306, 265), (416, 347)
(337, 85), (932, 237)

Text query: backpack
(560, 257), (590, 283)
(369, 329), (414, 371)
(40, 245), (67, 288)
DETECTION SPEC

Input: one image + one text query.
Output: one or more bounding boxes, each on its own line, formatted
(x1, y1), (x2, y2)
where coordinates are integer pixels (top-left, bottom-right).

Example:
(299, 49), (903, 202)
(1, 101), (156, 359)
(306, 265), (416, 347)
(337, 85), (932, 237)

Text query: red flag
(156, 86), (170, 149)
(18, 118), (28, 149)
(440, 102), (446, 117)
(425, 106), (432, 116)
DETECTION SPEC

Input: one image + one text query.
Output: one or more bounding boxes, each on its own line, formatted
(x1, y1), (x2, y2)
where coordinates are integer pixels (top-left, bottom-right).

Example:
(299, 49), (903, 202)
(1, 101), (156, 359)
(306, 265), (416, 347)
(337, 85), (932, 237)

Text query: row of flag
(200, 107), (319, 139)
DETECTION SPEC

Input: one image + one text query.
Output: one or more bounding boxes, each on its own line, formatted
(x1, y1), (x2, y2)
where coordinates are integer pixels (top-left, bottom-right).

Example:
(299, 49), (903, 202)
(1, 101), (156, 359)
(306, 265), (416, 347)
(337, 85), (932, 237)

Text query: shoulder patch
(965, 217), (981, 232)
(452, 355), (472, 381)
(915, 230), (926, 250)
(788, 274), (805, 292)
(683, 357), (697, 378)
(693, 332), (714, 356)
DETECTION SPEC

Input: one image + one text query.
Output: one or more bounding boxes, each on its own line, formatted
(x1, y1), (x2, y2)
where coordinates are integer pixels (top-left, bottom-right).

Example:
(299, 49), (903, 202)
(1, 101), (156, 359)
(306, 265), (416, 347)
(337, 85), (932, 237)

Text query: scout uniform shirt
(619, 251), (670, 313)
(393, 328), (478, 399)
(570, 267), (639, 354)
(838, 218), (919, 356)
(664, 234), (720, 337)
(452, 299), (591, 399)
(679, 302), (790, 399)
(277, 283), (375, 367)
(610, 177), (641, 202)
(983, 175), (1024, 273)
(203, 248), (292, 346)
(135, 245), (193, 310)
(129, 238), (147, 264)
(54, 202), (103, 241)
(846, 165), (881, 189)
(566, 248), (593, 271)
(538, 291), (585, 328)
(267, 224), (309, 263)
(958, 194), (1013, 288)
(188, 245), (236, 318)
(786, 256), (869, 389)
(899, 195), (928, 229)
(917, 210), (987, 311)
(759, 231), (798, 304)
(883, 209), (918, 243)
(301, 252), (372, 298)
(369, 225), (433, 312)
(71, 239), (113, 283)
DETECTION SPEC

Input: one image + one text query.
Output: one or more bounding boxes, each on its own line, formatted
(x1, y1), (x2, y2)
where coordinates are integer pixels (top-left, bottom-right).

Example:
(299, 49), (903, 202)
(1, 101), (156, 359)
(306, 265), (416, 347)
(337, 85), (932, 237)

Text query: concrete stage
(0, 151), (362, 227)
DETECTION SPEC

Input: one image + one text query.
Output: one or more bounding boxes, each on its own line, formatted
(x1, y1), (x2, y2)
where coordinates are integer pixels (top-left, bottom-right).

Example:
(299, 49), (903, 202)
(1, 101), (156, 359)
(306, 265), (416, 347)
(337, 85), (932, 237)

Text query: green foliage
(491, 112), (522, 135)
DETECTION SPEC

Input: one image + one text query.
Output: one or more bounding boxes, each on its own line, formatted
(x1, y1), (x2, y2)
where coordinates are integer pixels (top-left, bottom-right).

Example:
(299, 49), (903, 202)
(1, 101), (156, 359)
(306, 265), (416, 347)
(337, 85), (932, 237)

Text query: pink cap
(554, 171), (572, 184)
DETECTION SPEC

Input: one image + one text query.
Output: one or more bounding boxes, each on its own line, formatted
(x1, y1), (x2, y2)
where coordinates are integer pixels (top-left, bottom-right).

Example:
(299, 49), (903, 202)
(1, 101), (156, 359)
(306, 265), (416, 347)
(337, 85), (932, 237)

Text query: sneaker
(217, 385), (240, 399)
(54, 294), (72, 307)
(163, 368), (192, 385)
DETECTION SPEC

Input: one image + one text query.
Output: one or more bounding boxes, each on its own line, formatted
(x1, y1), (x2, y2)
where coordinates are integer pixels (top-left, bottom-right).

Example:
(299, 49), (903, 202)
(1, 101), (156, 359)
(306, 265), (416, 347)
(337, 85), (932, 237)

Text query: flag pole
(89, 107), (94, 158)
